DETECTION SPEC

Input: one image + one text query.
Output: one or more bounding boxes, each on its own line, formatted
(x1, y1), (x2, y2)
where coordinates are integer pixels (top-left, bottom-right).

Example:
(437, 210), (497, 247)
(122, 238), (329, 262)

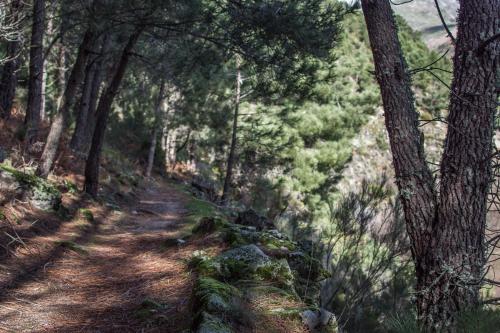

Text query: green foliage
(455, 308), (500, 333)
(0, 164), (59, 197)
(0, 163), (62, 211)
(385, 308), (500, 333)
(79, 208), (94, 222)
(63, 180), (79, 194)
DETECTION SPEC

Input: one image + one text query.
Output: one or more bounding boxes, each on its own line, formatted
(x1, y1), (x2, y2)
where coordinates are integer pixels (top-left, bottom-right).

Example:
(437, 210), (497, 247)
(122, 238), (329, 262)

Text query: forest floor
(0, 179), (222, 332)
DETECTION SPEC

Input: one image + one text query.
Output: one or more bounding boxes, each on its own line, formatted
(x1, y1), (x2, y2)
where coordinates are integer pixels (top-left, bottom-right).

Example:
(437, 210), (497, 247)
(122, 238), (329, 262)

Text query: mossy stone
(0, 164), (61, 211)
(196, 312), (232, 333)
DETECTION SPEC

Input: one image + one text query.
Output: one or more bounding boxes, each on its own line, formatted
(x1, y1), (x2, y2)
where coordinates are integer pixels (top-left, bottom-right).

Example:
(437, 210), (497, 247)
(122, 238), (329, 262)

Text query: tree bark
(37, 29), (96, 178)
(433, 0), (499, 324)
(24, 0), (45, 145)
(70, 34), (110, 153)
(70, 59), (96, 150)
(163, 124), (177, 173)
(361, 0), (498, 329)
(145, 80), (166, 177)
(40, 2), (54, 122)
(221, 56), (242, 203)
(54, 14), (68, 113)
(0, 0), (23, 119)
(84, 29), (143, 197)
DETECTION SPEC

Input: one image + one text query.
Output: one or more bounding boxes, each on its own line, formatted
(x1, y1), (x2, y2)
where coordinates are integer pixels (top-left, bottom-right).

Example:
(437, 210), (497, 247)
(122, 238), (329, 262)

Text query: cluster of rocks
(190, 209), (337, 333)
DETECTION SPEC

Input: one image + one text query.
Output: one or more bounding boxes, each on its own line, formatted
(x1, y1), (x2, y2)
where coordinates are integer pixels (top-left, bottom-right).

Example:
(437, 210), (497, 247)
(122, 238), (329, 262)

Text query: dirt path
(0, 181), (198, 333)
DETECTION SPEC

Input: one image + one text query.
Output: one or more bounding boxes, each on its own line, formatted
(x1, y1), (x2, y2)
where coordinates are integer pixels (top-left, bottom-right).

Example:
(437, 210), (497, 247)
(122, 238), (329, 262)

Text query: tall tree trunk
(70, 34), (110, 153)
(84, 29), (142, 197)
(145, 80), (166, 177)
(37, 29), (96, 178)
(361, 0), (498, 329)
(221, 57), (242, 203)
(24, 0), (45, 145)
(433, 0), (499, 324)
(0, 0), (23, 119)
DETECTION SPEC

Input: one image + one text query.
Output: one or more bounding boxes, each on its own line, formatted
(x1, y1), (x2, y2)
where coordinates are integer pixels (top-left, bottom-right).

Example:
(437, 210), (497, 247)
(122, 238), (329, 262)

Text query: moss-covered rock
(0, 164), (61, 210)
(300, 308), (339, 333)
(195, 312), (232, 333)
(235, 209), (274, 230)
(193, 278), (241, 333)
(0, 167), (23, 204)
(288, 251), (330, 282)
(193, 216), (226, 234)
(218, 244), (271, 271)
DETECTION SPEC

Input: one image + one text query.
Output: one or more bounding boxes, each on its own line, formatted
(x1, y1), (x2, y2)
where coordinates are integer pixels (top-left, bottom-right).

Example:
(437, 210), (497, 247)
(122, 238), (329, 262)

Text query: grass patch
(63, 180), (79, 194)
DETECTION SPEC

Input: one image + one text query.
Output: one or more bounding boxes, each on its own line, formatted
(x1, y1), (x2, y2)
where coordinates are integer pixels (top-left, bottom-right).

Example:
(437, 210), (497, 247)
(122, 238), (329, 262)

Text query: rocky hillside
(188, 207), (337, 333)
(392, 0), (458, 50)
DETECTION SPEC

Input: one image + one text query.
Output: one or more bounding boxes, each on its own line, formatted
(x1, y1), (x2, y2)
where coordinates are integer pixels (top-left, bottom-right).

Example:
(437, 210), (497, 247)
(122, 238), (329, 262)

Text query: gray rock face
(301, 308), (338, 332)
(235, 209), (273, 230)
(29, 186), (61, 211)
(218, 244), (271, 271)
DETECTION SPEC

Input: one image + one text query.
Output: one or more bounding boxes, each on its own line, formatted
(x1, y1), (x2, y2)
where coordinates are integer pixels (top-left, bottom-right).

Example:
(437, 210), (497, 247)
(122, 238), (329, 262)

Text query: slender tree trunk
(55, 2), (69, 114)
(221, 57), (242, 203)
(40, 3), (55, 122)
(37, 29), (96, 178)
(361, 0), (498, 329)
(163, 124), (177, 173)
(70, 34), (110, 153)
(0, 0), (23, 119)
(84, 29), (142, 197)
(145, 80), (166, 177)
(24, 0), (45, 145)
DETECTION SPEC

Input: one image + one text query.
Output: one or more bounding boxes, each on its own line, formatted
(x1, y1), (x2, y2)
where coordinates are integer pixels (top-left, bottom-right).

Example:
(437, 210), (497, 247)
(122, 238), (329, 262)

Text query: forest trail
(0, 181), (198, 333)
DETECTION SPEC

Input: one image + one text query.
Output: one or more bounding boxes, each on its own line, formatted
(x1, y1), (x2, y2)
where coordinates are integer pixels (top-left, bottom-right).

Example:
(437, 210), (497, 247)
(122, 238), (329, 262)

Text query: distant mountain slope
(342, 0), (458, 50)
(392, 0), (458, 50)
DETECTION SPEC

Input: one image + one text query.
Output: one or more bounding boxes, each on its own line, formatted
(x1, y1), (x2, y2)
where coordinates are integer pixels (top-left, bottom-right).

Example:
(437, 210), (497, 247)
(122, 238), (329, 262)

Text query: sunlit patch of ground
(0, 181), (222, 332)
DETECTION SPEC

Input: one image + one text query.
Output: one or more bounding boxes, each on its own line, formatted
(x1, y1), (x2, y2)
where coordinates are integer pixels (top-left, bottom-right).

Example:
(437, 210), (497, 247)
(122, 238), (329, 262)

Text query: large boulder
(0, 165), (61, 210)
(301, 308), (338, 333)
(29, 182), (62, 211)
(235, 209), (274, 230)
(216, 245), (295, 289)
(218, 244), (271, 271)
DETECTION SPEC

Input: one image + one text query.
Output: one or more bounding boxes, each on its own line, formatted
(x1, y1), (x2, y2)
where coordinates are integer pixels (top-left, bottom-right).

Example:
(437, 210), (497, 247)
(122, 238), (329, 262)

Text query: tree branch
(434, 0), (456, 45)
